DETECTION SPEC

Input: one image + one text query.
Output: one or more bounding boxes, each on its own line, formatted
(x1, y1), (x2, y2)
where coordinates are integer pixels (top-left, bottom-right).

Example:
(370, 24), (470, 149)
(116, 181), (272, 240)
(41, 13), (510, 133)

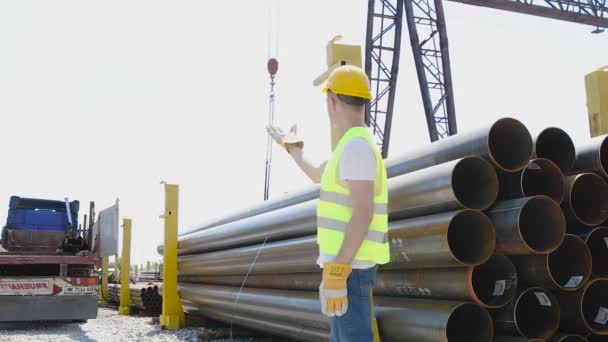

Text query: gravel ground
(0, 308), (256, 342)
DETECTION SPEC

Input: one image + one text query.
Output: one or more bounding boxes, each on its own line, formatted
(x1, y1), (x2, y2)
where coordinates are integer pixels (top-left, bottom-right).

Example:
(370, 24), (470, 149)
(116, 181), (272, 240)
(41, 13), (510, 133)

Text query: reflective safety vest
(317, 127), (390, 264)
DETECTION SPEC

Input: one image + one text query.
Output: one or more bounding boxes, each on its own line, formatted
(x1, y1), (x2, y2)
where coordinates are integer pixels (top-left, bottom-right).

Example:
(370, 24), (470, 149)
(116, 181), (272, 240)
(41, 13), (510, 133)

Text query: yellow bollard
(118, 218), (132, 315)
(100, 256), (109, 303)
(159, 182), (185, 330)
(586, 66), (608, 137)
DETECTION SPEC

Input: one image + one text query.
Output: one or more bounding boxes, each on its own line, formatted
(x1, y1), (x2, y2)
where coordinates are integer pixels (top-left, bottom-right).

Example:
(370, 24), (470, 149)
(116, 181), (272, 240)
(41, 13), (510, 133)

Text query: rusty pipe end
(452, 157), (499, 210)
(585, 227), (608, 278)
(521, 158), (566, 204)
(564, 173), (608, 226)
(448, 210), (496, 266)
(548, 234), (592, 291)
(519, 196), (566, 254)
(513, 287), (560, 339)
(446, 303), (493, 342)
(580, 278), (608, 335)
(488, 117), (533, 172)
(535, 127), (576, 173)
(470, 254), (517, 308)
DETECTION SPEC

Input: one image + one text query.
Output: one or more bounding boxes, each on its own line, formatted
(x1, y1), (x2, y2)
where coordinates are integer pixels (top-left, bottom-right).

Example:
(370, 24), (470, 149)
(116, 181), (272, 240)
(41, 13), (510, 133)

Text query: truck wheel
(73, 320), (88, 324)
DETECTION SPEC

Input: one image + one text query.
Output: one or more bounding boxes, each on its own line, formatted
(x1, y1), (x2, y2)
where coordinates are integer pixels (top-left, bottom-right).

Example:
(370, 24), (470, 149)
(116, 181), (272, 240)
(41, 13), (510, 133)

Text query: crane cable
(263, 0), (280, 201)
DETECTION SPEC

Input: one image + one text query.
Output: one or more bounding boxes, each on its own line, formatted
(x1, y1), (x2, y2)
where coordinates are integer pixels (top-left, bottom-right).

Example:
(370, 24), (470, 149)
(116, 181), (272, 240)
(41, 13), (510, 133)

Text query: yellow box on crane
(314, 36), (363, 86)
(586, 66), (608, 137)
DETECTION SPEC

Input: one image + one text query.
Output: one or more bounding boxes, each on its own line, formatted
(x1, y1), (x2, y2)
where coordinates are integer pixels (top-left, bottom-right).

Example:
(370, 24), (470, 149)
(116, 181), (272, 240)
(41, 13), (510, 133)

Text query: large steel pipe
(493, 337), (544, 342)
(178, 210), (496, 276)
(182, 302), (329, 342)
(511, 235), (592, 291)
(178, 200), (317, 255)
(385, 210), (495, 268)
(499, 159), (565, 203)
(556, 278), (608, 336)
(178, 236), (319, 276)
(179, 185), (320, 237)
(389, 157), (498, 219)
(388, 117), (532, 174)
(179, 283), (493, 342)
(583, 227), (608, 278)
(548, 334), (587, 342)
(492, 287), (560, 340)
(587, 334), (608, 341)
(178, 157), (497, 256)
(180, 254), (516, 308)
(177, 117), (531, 239)
(374, 297), (493, 342)
(571, 134), (608, 178)
(486, 196), (566, 255)
(562, 173), (608, 229)
(534, 127), (576, 173)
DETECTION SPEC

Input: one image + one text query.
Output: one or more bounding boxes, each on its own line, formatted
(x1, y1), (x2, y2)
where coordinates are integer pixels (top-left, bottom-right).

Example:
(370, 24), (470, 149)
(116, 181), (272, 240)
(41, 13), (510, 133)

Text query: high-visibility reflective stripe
(319, 190), (388, 214)
(317, 217), (388, 244)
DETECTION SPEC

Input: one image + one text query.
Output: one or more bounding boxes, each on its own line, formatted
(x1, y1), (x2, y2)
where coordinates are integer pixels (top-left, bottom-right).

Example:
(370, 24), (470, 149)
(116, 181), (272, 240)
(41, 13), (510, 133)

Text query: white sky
(0, 1), (606, 265)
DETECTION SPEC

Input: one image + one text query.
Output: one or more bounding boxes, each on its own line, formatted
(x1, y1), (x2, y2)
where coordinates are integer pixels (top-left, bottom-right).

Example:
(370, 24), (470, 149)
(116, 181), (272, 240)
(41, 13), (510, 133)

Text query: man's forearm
(289, 148), (325, 184)
(334, 211), (373, 264)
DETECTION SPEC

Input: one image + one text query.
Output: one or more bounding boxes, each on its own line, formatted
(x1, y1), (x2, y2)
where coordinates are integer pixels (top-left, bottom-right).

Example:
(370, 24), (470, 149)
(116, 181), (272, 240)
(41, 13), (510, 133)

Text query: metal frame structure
(365, 0), (608, 157)
(365, 0), (404, 158)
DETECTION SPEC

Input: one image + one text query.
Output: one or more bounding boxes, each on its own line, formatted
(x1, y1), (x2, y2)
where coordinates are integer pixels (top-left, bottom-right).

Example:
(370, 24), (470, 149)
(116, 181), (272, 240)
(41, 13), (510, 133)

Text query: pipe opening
(488, 118), (533, 172)
(535, 128), (576, 173)
(514, 288), (560, 339)
(570, 174), (608, 225)
(600, 137), (608, 177)
(548, 235), (592, 290)
(519, 197), (566, 253)
(520, 159), (565, 203)
(446, 303), (493, 342)
(586, 227), (608, 278)
(582, 279), (608, 334)
(448, 210), (495, 265)
(471, 254), (517, 308)
(452, 157), (499, 210)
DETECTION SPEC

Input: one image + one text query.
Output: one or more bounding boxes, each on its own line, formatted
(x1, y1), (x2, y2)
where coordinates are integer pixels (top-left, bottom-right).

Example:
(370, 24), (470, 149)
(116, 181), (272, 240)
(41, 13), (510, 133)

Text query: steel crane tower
(365, 0), (608, 158)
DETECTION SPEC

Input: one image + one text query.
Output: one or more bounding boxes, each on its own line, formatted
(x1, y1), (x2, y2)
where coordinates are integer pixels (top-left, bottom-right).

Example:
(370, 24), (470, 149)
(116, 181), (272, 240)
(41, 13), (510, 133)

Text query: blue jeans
(329, 267), (377, 342)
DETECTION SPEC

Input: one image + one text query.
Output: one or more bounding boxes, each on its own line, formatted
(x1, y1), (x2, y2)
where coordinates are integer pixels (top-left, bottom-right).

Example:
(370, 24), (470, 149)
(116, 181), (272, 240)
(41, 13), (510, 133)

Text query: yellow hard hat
(322, 65), (373, 100)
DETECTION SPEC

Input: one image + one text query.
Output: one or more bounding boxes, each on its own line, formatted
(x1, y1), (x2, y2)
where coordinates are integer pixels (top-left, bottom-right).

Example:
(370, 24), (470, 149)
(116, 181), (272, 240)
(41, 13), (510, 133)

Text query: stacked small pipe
(159, 118), (607, 341)
(108, 283), (163, 315)
(137, 271), (162, 282)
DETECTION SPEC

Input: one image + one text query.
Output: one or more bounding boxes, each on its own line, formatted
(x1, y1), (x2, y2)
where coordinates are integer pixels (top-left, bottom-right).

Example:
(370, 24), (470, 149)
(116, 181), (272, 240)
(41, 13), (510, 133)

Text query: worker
(267, 65), (389, 342)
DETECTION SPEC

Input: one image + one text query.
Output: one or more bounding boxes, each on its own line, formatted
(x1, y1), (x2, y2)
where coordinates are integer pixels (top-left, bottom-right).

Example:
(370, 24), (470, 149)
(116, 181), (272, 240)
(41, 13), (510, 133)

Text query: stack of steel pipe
(108, 283), (163, 314)
(162, 119), (608, 341)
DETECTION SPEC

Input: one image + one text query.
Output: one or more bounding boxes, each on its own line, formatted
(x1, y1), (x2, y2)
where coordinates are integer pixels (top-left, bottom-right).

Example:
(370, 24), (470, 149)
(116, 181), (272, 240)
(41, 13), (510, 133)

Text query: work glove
(266, 124), (304, 152)
(320, 262), (352, 317)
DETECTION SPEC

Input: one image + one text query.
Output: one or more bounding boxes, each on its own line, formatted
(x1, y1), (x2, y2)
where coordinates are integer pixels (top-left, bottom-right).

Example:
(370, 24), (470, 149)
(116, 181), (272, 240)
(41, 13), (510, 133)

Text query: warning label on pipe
(493, 280), (506, 296)
(564, 276), (583, 288)
(534, 292), (552, 307)
(594, 307), (608, 325)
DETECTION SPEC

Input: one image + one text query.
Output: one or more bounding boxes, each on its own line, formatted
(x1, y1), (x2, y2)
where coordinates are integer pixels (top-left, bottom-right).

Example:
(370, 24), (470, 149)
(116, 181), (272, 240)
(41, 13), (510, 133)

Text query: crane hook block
(267, 58), (279, 76)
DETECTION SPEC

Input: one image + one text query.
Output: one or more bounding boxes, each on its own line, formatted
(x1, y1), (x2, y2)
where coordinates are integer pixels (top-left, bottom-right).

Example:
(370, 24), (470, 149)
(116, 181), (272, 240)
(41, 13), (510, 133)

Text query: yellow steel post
(159, 182), (184, 330)
(118, 218), (132, 315)
(100, 256), (109, 303)
(586, 66), (608, 137)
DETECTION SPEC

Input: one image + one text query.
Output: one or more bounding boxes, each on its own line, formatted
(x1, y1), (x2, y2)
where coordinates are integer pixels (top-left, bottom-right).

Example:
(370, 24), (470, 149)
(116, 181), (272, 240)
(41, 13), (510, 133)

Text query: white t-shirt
(317, 137), (378, 269)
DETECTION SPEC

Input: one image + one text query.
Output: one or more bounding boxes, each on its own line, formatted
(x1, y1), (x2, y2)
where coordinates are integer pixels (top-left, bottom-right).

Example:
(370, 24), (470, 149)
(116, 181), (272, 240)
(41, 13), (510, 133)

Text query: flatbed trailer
(0, 245), (100, 322)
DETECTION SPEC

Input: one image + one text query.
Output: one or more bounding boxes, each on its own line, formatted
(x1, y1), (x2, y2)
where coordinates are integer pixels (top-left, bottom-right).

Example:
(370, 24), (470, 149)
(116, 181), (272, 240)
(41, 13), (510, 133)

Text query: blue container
(5, 196), (79, 233)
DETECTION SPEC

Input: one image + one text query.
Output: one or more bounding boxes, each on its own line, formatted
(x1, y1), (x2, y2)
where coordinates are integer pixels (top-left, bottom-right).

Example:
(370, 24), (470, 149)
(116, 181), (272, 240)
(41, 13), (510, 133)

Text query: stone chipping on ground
(0, 308), (257, 342)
